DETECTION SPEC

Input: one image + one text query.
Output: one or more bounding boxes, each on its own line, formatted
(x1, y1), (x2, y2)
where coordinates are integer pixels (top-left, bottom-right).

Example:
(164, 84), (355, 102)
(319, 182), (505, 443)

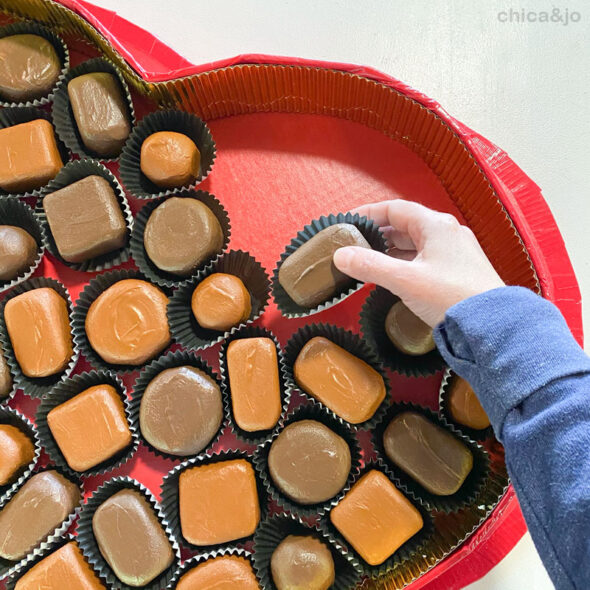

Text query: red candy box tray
(0, 0), (582, 589)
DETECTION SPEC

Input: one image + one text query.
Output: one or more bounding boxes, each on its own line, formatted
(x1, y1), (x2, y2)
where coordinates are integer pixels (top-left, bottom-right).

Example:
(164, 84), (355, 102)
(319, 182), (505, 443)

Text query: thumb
(333, 246), (412, 294)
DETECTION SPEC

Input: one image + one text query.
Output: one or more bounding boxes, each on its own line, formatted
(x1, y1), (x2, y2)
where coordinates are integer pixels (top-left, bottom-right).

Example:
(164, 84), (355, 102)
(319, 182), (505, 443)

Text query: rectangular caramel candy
(278, 223), (371, 308)
(68, 72), (131, 157)
(0, 120), (63, 193)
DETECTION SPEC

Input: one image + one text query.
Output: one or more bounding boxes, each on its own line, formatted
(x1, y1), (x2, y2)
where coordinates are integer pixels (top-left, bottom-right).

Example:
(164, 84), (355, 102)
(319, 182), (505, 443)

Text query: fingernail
(333, 247), (352, 270)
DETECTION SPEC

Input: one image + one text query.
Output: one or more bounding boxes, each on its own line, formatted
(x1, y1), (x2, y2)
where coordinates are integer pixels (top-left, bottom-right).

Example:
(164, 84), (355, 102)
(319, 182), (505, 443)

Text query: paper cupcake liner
(0, 199), (45, 294)
(36, 158), (134, 272)
(253, 403), (362, 519)
(0, 277), (79, 398)
(130, 190), (231, 289)
(0, 22), (70, 108)
(76, 476), (181, 590)
(72, 269), (172, 374)
(320, 461), (434, 578)
(218, 325), (291, 445)
(252, 513), (362, 590)
(36, 370), (139, 477)
(167, 546), (256, 589)
(439, 369), (494, 442)
(0, 407), (41, 504)
(282, 323), (391, 430)
(360, 286), (446, 377)
(168, 249), (270, 352)
(372, 402), (490, 513)
(128, 349), (227, 461)
(0, 106), (70, 199)
(0, 465), (83, 581)
(51, 56), (136, 161)
(4, 534), (108, 590)
(271, 213), (387, 318)
(160, 449), (268, 554)
(119, 109), (216, 199)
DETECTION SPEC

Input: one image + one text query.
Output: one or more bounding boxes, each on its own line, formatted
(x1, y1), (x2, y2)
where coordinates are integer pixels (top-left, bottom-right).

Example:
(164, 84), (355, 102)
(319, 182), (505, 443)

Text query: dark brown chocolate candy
(383, 412), (473, 496)
(67, 72), (131, 157)
(143, 197), (224, 276)
(278, 223), (371, 308)
(385, 301), (435, 356)
(0, 346), (12, 398)
(0, 470), (80, 561)
(43, 175), (127, 263)
(271, 534), (335, 590)
(268, 420), (351, 505)
(0, 34), (61, 102)
(139, 366), (223, 456)
(92, 489), (174, 586)
(0, 225), (37, 280)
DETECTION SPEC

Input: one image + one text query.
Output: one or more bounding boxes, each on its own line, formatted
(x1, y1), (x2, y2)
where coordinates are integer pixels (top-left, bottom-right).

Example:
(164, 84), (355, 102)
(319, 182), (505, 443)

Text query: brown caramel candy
(0, 424), (35, 486)
(48, 384), (132, 472)
(0, 226), (38, 281)
(448, 377), (490, 430)
(43, 175), (127, 263)
(177, 556), (259, 590)
(330, 470), (422, 566)
(385, 301), (435, 355)
(0, 34), (61, 102)
(85, 279), (170, 366)
(294, 337), (385, 424)
(227, 337), (282, 432)
(191, 273), (252, 332)
(383, 412), (473, 495)
(5, 287), (73, 378)
(0, 346), (12, 398)
(0, 120), (63, 193)
(140, 131), (201, 189)
(278, 223), (371, 308)
(68, 72), (131, 157)
(144, 197), (224, 276)
(179, 459), (260, 546)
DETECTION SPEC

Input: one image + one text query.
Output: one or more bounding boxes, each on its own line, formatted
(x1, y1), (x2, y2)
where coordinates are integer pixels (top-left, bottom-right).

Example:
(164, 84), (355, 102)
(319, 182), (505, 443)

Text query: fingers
(380, 226), (415, 251)
(333, 246), (413, 293)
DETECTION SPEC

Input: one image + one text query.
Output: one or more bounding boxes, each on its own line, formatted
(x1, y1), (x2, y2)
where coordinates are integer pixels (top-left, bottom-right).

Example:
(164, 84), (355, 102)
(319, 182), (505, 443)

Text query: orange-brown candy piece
(294, 337), (385, 424)
(177, 555), (259, 590)
(0, 424), (35, 486)
(330, 470), (423, 566)
(0, 346), (12, 398)
(140, 131), (200, 189)
(227, 337), (281, 431)
(85, 279), (170, 365)
(5, 287), (73, 378)
(447, 377), (490, 430)
(48, 384), (132, 472)
(179, 459), (260, 546)
(191, 273), (252, 332)
(0, 120), (63, 193)
(14, 541), (105, 590)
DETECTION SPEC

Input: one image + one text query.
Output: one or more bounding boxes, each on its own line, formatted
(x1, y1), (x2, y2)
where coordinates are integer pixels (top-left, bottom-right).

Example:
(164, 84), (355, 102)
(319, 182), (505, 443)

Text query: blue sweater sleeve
(433, 286), (590, 590)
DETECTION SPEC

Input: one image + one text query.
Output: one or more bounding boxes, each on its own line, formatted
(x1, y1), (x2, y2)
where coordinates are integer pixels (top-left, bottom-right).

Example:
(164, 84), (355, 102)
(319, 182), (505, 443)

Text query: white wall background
(89, 2), (589, 587)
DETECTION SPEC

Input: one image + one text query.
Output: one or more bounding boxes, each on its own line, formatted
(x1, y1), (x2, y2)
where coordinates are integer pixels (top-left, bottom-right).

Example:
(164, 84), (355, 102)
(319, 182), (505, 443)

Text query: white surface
(87, 2), (588, 588)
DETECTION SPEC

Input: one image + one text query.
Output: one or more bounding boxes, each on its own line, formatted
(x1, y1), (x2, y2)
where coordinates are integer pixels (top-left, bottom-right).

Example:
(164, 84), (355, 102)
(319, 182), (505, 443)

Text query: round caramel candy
(139, 366), (223, 456)
(271, 535), (335, 590)
(0, 226), (38, 281)
(385, 301), (435, 356)
(85, 279), (170, 365)
(191, 273), (251, 332)
(144, 197), (224, 276)
(448, 377), (490, 430)
(0, 34), (61, 102)
(140, 131), (201, 189)
(268, 420), (351, 505)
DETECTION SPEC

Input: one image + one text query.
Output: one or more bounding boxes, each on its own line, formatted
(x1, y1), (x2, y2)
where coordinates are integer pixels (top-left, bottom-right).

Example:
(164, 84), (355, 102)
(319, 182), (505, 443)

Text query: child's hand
(333, 200), (505, 327)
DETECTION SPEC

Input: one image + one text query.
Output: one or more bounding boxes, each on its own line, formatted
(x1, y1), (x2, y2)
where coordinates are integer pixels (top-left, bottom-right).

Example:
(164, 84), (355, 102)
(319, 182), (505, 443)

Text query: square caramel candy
(179, 459), (260, 545)
(43, 175), (127, 263)
(0, 424), (35, 486)
(330, 470), (423, 566)
(0, 120), (63, 193)
(47, 384), (132, 472)
(4, 287), (73, 378)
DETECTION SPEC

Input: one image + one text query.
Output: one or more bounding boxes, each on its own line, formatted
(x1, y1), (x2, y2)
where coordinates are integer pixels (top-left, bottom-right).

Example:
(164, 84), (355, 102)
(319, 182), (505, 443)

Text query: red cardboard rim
(30, 2), (585, 589)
